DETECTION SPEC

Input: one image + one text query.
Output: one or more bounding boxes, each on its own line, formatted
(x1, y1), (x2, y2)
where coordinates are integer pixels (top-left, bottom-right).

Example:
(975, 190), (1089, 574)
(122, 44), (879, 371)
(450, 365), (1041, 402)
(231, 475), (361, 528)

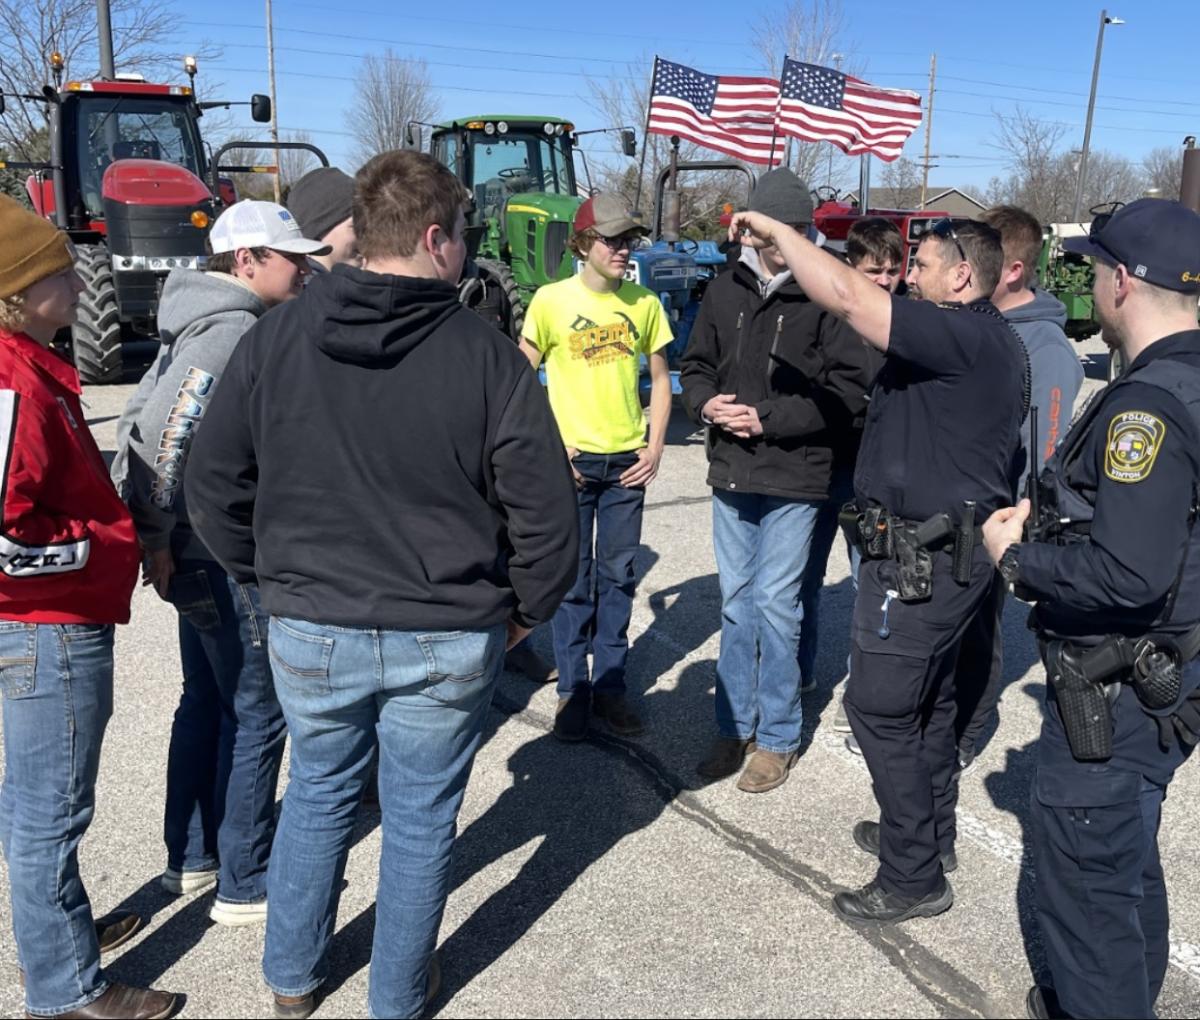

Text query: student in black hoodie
(680, 170), (877, 793)
(185, 149), (579, 1020)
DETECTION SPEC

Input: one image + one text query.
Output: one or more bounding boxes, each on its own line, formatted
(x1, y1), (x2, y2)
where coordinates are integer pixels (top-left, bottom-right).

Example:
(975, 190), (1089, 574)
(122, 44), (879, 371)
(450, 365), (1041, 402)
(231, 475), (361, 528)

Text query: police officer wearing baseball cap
(982, 198), (1200, 1020)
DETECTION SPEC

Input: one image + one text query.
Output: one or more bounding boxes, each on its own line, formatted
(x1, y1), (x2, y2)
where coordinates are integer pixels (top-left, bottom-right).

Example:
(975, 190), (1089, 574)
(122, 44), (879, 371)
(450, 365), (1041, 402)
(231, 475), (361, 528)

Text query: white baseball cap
(209, 200), (332, 256)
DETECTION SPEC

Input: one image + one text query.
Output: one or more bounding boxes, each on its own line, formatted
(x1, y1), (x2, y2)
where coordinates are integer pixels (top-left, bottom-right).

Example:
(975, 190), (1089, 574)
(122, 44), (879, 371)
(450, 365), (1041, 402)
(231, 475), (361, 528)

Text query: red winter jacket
(0, 330), (139, 624)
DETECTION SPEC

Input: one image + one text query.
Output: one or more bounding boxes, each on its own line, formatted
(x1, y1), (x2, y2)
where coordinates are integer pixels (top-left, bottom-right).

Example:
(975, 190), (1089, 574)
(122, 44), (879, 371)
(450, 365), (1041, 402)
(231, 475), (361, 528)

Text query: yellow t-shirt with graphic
(522, 276), (673, 454)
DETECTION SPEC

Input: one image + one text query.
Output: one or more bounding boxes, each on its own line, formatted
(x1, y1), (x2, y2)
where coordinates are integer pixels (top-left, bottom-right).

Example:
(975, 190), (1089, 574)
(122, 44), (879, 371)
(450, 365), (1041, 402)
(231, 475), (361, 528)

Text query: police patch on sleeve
(1105, 410), (1166, 483)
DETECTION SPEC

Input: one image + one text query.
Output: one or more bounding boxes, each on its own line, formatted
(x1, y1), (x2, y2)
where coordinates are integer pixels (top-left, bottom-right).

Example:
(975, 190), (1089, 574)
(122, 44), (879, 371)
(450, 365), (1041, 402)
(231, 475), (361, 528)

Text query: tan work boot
(736, 749), (798, 793)
(696, 737), (756, 779)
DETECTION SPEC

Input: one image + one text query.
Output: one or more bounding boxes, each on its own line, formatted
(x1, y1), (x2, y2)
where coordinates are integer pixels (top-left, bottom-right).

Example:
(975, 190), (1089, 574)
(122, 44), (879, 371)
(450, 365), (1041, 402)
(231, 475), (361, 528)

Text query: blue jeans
(0, 622), (114, 1016)
(163, 560), (285, 903)
(798, 466), (859, 685)
(262, 618), (505, 1019)
(552, 451), (645, 697)
(712, 489), (821, 754)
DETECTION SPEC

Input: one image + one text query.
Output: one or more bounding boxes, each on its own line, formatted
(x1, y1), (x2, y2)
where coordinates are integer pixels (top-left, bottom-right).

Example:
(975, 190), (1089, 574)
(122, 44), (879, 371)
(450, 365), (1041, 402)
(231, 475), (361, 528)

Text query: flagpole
(859, 154), (872, 213)
(633, 56), (658, 216)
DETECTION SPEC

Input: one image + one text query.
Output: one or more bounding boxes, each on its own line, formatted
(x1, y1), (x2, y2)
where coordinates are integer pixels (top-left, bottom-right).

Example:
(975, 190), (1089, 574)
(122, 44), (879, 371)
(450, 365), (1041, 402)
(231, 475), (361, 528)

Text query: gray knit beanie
(749, 168), (814, 225)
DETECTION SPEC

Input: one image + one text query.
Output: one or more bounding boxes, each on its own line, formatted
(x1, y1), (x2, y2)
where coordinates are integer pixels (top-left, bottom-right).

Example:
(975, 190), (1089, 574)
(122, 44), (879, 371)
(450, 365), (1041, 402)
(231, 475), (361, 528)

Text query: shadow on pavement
(983, 682), (1044, 985)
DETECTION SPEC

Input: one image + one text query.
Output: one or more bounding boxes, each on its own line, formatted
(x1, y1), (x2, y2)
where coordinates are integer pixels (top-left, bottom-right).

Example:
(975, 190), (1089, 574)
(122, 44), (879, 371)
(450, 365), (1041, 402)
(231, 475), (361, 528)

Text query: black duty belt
(838, 501), (983, 601)
(1043, 621), (1200, 761)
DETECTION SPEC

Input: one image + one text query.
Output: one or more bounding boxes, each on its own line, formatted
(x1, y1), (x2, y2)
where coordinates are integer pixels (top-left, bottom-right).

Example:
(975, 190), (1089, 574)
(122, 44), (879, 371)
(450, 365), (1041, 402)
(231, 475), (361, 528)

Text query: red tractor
(0, 58), (301, 383)
(811, 190), (951, 275)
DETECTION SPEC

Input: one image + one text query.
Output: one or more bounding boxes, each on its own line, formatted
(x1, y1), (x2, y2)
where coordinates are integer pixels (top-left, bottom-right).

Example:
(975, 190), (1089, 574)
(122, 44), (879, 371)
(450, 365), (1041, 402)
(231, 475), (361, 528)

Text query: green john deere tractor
(419, 115), (635, 338)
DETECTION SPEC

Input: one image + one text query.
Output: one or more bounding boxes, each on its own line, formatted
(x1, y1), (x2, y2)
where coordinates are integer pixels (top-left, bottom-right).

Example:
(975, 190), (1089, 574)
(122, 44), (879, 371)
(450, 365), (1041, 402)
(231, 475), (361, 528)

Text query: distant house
(842, 186), (988, 218)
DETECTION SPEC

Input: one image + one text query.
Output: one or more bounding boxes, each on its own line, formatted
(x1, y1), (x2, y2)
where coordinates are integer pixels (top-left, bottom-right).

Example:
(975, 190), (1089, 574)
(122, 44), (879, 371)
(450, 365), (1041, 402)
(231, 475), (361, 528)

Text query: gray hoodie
(1004, 288), (1084, 494)
(112, 268), (265, 559)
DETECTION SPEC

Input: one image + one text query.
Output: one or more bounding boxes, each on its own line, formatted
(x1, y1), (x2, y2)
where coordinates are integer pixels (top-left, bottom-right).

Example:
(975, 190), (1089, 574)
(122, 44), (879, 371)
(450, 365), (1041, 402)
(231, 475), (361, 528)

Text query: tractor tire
(474, 258), (525, 341)
(71, 245), (124, 385)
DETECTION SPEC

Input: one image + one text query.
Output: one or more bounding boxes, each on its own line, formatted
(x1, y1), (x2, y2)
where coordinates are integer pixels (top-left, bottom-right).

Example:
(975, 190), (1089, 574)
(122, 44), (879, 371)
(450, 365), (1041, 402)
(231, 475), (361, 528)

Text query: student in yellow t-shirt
(519, 193), (672, 742)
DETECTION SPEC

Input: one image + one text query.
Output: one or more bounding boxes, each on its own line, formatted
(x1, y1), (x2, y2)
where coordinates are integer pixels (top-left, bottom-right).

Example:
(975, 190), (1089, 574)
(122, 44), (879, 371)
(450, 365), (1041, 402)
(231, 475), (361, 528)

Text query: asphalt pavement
(2, 334), (1198, 1019)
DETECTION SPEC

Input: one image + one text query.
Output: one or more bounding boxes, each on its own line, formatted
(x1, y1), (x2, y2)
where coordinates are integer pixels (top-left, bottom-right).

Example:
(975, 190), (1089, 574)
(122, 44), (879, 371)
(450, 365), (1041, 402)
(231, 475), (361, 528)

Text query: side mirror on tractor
(621, 129), (636, 158)
(405, 122), (416, 148)
(0, 93), (5, 116)
(251, 94), (272, 123)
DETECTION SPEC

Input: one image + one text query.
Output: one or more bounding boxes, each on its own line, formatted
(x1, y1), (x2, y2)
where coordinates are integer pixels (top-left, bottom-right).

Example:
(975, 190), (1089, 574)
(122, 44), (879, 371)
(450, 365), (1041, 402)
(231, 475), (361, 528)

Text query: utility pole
(920, 54), (936, 209)
(96, 0), (115, 78)
(265, 0), (282, 202)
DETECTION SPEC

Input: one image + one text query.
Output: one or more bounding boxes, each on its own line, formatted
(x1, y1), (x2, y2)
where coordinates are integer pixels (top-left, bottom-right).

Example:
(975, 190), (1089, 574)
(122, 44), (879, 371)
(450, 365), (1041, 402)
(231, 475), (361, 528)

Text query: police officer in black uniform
(983, 198), (1200, 1020)
(729, 209), (1027, 923)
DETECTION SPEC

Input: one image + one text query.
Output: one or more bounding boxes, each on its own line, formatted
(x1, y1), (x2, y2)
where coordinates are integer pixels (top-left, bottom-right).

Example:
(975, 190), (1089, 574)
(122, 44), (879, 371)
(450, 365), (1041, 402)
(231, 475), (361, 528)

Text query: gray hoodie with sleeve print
(1004, 287), (1084, 494)
(112, 267), (265, 560)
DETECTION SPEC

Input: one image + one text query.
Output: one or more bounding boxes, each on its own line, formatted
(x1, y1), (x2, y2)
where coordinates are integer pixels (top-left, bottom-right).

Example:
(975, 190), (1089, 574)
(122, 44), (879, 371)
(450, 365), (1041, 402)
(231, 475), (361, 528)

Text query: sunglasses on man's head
(929, 218), (969, 265)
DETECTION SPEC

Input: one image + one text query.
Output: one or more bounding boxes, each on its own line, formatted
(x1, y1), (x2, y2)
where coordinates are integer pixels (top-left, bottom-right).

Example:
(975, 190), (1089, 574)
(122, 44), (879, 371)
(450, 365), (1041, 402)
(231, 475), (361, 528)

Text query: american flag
(777, 58), (922, 162)
(647, 57), (784, 166)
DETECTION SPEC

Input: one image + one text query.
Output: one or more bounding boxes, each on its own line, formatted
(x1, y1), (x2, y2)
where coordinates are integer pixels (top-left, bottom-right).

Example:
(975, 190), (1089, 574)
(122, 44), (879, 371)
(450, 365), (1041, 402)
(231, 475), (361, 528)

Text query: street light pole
(1073, 9), (1124, 221)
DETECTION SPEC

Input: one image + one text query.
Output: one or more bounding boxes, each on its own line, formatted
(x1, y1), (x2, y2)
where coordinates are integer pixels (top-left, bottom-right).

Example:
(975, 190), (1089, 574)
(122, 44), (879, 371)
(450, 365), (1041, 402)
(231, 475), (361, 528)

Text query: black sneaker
(955, 741), (979, 778)
(1025, 985), (1069, 1019)
(553, 689), (591, 742)
(833, 878), (953, 924)
(851, 820), (957, 874)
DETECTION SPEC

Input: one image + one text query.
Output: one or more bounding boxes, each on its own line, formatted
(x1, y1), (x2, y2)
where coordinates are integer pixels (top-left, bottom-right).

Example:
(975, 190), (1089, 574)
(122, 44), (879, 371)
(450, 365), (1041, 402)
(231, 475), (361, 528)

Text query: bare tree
(987, 107), (1144, 222)
(276, 130), (321, 193)
(1143, 145), (1185, 200)
(0, 0), (219, 160)
(583, 51), (715, 220)
(348, 50), (439, 164)
(750, 0), (858, 190)
(879, 156), (920, 194)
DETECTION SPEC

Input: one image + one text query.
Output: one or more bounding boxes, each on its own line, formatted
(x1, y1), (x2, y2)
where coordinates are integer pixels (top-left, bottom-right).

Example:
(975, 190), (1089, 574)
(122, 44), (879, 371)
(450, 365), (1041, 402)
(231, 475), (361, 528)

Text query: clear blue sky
(154, 0), (1196, 190)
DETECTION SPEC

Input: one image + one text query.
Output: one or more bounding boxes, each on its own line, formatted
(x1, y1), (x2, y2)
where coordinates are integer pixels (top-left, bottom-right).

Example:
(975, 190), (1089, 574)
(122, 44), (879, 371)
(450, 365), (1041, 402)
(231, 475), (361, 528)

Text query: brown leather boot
(736, 749), (798, 793)
(27, 983), (178, 1019)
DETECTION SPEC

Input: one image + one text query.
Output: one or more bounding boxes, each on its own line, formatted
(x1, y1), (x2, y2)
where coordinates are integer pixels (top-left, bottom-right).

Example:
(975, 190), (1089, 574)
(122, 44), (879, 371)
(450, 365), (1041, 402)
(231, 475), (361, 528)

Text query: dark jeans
(552, 451), (645, 697)
(164, 559), (286, 904)
(798, 465), (857, 684)
(1032, 659), (1199, 1019)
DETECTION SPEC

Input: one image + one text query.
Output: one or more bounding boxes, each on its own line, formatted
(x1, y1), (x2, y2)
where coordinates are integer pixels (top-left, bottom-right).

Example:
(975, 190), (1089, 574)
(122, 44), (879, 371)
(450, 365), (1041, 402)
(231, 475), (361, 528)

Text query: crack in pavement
(489, 686), (999, 1019)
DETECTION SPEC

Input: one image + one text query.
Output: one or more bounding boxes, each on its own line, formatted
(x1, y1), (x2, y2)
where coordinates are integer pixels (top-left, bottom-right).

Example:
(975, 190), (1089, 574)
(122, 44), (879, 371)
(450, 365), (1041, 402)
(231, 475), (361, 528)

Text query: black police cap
(1063, 197), (1200, 293)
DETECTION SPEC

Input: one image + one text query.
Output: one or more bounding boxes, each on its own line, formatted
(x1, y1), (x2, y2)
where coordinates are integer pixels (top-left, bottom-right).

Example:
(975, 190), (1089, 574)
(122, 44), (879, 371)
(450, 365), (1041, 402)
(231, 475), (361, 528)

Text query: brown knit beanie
(0, 195), (75, 300)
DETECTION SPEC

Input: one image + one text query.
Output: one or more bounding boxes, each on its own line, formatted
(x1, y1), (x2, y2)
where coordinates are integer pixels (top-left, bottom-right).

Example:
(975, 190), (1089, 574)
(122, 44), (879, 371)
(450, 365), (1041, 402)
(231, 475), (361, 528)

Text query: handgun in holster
(1078, 634), (1185, 712)
(893, 526), (933, 602)
(1047, 640), (1118, 761)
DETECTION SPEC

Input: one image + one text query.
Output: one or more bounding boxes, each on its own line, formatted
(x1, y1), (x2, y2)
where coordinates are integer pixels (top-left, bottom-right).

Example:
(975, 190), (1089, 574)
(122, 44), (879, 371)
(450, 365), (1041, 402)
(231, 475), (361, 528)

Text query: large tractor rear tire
(474, 258), (526, 341)
(72, 245), (124, 385)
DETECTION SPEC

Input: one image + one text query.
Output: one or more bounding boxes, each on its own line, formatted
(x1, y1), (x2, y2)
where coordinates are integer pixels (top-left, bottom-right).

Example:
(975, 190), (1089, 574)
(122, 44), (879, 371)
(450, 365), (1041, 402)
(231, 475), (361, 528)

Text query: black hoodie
(185, 264), (580, 631)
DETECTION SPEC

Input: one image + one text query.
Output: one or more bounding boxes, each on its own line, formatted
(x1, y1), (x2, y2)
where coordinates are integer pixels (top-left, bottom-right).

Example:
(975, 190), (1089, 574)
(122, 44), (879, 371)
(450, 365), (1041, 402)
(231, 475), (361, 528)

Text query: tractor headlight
(497, 121), (509, 134)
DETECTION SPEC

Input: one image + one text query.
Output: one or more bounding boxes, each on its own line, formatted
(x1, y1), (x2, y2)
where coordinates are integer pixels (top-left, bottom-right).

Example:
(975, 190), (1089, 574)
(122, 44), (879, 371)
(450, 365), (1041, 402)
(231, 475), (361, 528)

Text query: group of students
(0, 143), (1178, 1020)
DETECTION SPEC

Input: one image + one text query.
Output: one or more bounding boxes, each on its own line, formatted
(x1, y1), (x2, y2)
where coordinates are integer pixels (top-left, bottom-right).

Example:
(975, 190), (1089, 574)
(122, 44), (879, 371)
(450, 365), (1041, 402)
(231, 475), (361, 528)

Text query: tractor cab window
(468, 131), (572, 215)
(71, 95), (205, 216)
